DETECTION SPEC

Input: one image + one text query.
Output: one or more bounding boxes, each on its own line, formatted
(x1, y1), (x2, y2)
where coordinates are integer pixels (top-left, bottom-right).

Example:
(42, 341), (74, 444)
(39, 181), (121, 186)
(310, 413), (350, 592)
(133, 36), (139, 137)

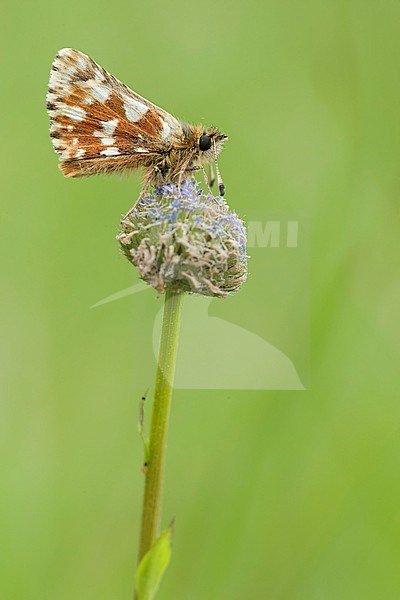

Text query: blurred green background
(1, 0), (400, 598)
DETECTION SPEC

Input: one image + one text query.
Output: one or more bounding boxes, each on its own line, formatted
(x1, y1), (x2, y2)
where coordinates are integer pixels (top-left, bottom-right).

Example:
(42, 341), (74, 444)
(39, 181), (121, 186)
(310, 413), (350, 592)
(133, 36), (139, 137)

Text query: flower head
(117, 181), (247, 298)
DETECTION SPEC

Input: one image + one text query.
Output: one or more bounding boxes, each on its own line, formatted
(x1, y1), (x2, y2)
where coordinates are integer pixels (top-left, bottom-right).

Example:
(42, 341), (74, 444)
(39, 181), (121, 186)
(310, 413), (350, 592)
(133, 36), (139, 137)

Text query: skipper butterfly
(46, 49), (227, 202)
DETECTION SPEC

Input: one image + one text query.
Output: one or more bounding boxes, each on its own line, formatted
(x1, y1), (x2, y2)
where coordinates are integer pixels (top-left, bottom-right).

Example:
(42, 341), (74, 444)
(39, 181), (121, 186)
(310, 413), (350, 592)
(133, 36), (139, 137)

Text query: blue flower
(118, 181), (247, 297)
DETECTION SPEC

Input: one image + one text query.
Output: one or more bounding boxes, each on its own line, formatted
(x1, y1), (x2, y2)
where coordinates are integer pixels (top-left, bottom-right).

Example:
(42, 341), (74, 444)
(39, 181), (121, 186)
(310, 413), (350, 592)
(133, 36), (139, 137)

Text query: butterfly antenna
(209, 162), (216, 188)
(212, 139), (225, 197)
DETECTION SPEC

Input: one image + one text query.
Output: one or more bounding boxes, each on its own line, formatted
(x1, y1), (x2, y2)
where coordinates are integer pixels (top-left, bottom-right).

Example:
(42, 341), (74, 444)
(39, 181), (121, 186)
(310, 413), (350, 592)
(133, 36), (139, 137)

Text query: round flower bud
(117, 180), (247, 298)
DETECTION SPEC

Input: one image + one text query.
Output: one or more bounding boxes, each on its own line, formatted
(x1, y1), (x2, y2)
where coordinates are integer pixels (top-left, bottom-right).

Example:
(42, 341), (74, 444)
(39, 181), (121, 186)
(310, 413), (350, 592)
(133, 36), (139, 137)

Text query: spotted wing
(46, 48), (183, 177)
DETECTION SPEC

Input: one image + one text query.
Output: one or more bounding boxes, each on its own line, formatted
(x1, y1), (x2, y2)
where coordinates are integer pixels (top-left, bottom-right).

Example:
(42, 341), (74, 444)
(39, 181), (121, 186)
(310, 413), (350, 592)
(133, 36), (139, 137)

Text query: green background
(1, 0), (400, 598)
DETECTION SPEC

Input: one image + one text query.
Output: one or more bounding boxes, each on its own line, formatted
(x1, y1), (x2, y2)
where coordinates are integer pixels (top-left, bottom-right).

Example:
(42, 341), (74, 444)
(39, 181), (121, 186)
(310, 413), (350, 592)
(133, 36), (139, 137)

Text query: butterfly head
(187, 125), (228, 195)
(196, 126), (227, 158)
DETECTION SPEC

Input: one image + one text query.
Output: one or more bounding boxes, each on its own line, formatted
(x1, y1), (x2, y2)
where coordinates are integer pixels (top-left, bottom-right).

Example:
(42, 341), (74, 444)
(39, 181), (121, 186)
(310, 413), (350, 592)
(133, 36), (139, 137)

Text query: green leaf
(135, 525), (173, 600)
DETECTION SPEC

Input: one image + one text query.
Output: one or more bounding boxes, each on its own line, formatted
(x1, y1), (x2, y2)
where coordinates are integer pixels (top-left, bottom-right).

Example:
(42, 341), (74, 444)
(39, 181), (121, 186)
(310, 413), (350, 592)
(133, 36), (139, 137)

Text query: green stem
(137, 289), (184, 563)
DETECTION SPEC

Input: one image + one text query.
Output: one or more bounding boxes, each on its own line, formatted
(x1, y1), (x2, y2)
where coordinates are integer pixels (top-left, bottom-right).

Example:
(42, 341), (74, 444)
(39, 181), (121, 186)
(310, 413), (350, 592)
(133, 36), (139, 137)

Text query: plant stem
(137, 289), (184, 563)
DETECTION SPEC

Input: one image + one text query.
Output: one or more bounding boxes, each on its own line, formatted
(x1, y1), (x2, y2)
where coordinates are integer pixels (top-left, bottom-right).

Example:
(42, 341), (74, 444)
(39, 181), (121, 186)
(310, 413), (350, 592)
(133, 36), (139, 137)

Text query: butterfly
(46, 48), (228, 202)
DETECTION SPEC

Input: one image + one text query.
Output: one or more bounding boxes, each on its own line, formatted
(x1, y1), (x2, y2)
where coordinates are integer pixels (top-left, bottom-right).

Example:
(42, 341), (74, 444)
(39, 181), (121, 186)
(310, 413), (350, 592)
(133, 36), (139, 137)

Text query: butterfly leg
(120, 167), (162, 221)
(121, 187), (150, 222)
(209, 162), (216, 188)
(176, 156), (197, 196)
(200, 166), (213, 196)
(177, 170), (188, 196)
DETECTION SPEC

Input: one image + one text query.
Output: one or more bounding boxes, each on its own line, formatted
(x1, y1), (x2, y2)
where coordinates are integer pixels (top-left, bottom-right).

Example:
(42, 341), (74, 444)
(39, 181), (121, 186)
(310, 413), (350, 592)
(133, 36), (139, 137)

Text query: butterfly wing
(46, 48), (183, 177)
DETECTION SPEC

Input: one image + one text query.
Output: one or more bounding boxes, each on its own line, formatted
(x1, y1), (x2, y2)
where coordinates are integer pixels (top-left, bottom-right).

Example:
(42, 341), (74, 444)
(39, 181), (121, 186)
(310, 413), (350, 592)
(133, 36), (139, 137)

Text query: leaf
(135, 524), (173, 600)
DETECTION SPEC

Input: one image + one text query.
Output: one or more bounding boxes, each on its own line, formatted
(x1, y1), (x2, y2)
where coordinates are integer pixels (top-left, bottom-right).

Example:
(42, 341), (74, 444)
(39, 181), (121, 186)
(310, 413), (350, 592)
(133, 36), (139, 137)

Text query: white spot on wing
(161, 121), (171, 140)
(91, 84), (111, 103)
(53, 142), (70, 159)
(93, 130), (115, 146)
(134, 147), (149, 153)
(102, 118), (118, 135)
(76, 55), (88, 71)
(58, 48), (73, 58)
(164, 114), (182, 136)
(100, 147), (120, 156)
(58, 103), (86, 122)
(75, 149), (85, 158)
(49, 68), (69, 90)
(123, 95), (148, 122)
(52, 138), (63, 149)
(101, 137), (115, 145)
(67, 65), (77, 77)
(94, 68), (106, 82)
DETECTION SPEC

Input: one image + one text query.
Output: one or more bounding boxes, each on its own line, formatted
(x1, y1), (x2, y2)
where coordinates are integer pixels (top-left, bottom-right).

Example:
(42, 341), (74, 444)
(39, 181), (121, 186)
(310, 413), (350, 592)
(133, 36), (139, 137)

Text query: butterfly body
(47, 49), (227, 193)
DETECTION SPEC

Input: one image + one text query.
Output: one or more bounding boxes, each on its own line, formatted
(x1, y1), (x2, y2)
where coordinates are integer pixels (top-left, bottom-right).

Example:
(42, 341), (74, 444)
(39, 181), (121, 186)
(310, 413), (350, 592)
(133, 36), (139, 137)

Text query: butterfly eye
(199, 134), (212, 151)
